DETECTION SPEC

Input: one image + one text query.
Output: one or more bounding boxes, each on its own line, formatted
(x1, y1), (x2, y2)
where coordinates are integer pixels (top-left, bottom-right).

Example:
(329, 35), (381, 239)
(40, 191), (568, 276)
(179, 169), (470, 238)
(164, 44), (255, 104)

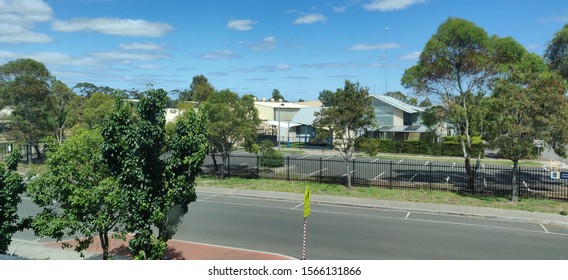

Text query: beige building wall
(392, 108), (404, 126)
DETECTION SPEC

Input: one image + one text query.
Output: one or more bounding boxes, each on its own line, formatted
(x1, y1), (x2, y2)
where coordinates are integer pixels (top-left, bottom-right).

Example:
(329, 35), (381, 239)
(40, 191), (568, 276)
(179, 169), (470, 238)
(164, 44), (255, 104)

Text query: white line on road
(341, 170), (355, 177)
(198, 195), (219, 201)
(482, 164), (485, 170)
(371, 172), (385, 180)
(309, 168), (327, 176)
(397, 159), (403, 164)
(323, 156), (332, 160)
(446, 176), (450, 183)
(542, 167), (548, 172)
(540, 224), (550, 233)
(405, 212), (411, 220)
(409, 174), (417, 182)
(239, 163), (248, 166)
(293, 203), (304, 209)
(299, 155), (311, 159)
(371, 158), (380, 163)
(424, 161), (429, 166)
(452, 162), (456, 168)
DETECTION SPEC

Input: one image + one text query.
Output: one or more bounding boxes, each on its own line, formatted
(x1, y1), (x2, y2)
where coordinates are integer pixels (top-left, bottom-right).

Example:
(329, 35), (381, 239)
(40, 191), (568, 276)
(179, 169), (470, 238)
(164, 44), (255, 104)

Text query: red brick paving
(48, 235), (293, 260)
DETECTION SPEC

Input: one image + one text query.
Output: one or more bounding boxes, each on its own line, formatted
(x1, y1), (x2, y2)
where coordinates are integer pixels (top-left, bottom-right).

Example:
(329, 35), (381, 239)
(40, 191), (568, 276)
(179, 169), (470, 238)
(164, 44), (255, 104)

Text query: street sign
(303, 187), (311, 218)
(551, 171), (560, 179)
(561, 172), (568, 180)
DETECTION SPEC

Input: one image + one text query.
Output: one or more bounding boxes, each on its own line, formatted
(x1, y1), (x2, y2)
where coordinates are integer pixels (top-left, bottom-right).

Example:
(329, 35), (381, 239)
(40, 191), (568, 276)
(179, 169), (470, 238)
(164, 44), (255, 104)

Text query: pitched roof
(371, 94), (425, 114)
(291, 107), (322, 126)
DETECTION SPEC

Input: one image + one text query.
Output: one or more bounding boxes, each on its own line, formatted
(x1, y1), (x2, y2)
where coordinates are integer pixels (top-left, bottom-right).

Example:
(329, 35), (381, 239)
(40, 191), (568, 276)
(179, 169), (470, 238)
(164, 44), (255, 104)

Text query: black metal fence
(202, 154), (568, 201)
(0, 143), (45, 163)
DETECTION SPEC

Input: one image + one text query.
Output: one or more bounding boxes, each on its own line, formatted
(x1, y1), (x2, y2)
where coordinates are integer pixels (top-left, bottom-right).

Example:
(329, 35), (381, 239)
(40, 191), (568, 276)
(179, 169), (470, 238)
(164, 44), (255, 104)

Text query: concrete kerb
(196, 186), (568, 228)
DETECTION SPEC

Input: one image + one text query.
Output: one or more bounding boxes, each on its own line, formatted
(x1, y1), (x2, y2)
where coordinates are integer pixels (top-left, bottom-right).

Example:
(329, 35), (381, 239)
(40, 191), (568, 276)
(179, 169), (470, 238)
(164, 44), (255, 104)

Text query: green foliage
(0, 149), (25, 254)
(315, 80), (375, 189)
(0, 59), (53, 157)
(258, 140), (284, 167)
(100, 88), (209, 259)
(202, 89), (260, 179)
(355, 137), (484, 157)
(271, 89), (286, 102)
(27, 129), (123, 259)
(545, 23), (568, 81)
(180, 74), (215, 102)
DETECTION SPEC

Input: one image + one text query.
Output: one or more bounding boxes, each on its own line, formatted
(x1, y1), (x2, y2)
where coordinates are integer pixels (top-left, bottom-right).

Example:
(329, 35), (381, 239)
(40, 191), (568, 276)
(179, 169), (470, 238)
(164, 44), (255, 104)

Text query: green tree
(419, 97), (432, 107)
(318, 89), (335, 106)
(486, 53), (568, 201)
(314, 80), (375, 190)
(0, 59), (53, 161)
(48, 80), (77, 144)
(81, 93), (116, 129)
(544, 23), (568, 81)
(385, 91), (407, 102)
(202, 89), (260, 179)
(0, 149), (26, 254)
(180, 74), (215, 102)
(401, 17), (524, 191)
(101, 88), (209, 259)
(73, 82), (115, 98)
(271, 89), (286, 102)
(28, 129), (123, 260)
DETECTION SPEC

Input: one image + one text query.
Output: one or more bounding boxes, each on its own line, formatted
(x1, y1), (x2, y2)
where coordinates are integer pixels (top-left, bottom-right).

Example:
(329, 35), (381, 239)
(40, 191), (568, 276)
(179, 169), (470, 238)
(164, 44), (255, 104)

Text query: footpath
(6, 148), (568, 260)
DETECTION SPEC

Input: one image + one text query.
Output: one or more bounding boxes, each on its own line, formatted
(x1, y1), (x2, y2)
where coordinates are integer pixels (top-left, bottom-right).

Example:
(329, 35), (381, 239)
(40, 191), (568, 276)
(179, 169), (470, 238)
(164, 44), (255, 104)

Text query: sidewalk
(7, 185), (568, 260)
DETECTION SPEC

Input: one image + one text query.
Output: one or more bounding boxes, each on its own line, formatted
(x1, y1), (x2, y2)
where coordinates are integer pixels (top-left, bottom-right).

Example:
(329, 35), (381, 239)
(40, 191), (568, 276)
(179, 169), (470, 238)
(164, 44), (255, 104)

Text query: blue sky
(1, 0), (568, 102)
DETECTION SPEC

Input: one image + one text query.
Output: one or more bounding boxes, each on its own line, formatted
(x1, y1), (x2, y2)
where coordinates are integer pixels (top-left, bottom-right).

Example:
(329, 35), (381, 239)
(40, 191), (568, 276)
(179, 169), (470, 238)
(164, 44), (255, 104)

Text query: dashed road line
(371, 172), (385, 180)
(371, 158), (380, 163)
(397, 159), (403, 164)
(405, 212), (411, 220)
(409, 174), (417, 182)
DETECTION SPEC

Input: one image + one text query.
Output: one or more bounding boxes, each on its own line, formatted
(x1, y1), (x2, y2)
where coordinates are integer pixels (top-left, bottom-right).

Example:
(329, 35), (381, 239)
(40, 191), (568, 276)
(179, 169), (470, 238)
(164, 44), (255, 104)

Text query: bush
(354, 136), (484, 158)
(258, 140), (284, 168)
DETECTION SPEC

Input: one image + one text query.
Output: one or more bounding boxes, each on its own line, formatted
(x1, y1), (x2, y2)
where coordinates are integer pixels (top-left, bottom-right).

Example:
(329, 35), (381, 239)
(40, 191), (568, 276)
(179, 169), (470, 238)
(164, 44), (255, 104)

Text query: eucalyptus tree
(0, 149), (26, 254)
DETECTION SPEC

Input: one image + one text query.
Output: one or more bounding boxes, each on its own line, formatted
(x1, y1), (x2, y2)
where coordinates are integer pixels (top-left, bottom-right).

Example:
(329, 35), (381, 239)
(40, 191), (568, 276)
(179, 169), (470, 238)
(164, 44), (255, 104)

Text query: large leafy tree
(314, 80), (375, 190)
(0, 149), (26, 254)
(179, 74), (215, 102)
(0, 59), (53, 160)
(271, 88), (286, 102)
(101, 88), (209, 259)
(201, 89), (260, 179)
(80, 93), (116, 129)
(401, 17), (523, 191)
(544, 23), (568, 81)
(486, 52), (568, 201)
(48, 80), (77, 144)
(27, 129), (123, 260)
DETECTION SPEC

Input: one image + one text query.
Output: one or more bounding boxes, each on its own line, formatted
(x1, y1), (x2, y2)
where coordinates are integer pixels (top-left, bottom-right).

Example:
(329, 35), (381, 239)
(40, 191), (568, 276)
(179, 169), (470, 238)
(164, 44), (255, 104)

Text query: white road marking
(540, 224), (549, 233)
(371, 158), (380, 163)
(309, 168), (327, 176)
(397, 159), (403, 164)
(409, 174), (418, 182)
(452, 162), (456, 168)
(341, 170), (355, 177)
(323, 156), (332, 160)
(299, 155), (311, 159)
(293, 203), (304, 209)
(198, 195), (219, 201)
(405, 212), (411, 220)
(446, 176), (450, 183)
(371, 172), (385, 180)
(542, 167), (548, 172)
(239, 163), (248, 166)
(424, 161), (429, 166)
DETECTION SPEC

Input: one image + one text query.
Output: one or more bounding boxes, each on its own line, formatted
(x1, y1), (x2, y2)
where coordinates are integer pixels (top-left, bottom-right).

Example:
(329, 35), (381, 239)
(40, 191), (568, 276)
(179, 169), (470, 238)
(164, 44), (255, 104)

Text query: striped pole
(302, 218), (307, 260)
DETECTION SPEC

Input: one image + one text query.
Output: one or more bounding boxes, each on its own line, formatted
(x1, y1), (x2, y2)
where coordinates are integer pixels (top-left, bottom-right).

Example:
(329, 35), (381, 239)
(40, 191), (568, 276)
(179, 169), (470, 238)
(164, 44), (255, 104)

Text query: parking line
(446, 176), (450, 183)
(371, 172), (385, 180)
(405, 212), (411, 220)
(540, 224), (549, 233)
(542, 167), (548, 172)
(397, 159), (403, 164)
(341, 170), (355, 177)
(409, 174), (417, 182)
(371, 158), (379, 163)
(424, 161), (429, 166)
(323, 156), (332, 160)
(309, 168), (327, 176)
(299, 155), (311, 159)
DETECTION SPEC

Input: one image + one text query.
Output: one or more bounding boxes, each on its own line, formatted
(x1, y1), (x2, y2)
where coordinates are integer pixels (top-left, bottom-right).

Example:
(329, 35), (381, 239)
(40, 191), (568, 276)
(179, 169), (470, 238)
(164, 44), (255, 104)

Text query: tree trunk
(220, 153), (227, 180)
(100, 232), (109, 260)
(511, 159), (519, 202)
(33, 143), (42, 160)
(211, 152), (219, 171)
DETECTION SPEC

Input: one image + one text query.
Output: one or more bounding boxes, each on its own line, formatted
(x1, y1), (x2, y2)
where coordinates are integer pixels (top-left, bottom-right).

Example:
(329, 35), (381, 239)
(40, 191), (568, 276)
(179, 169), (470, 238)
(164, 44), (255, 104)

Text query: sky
(1, 0), (568, 102)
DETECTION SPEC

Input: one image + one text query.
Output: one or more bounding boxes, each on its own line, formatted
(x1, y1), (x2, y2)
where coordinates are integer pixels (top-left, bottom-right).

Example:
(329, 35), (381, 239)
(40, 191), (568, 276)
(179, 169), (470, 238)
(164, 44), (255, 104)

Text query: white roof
(371, 95), (424, 114)
(254, 101), (307, 109)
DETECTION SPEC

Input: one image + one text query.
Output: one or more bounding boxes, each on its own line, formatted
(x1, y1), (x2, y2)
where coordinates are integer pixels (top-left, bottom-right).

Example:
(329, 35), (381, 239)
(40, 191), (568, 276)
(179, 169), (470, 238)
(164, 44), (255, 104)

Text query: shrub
(259, 140), (284, 168)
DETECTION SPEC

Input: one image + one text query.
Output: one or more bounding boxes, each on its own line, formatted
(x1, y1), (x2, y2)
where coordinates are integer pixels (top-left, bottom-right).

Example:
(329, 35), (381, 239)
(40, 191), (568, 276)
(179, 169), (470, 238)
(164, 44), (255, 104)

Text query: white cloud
(52, 18), (173, 37)
(241, 36), (277, 51)
(275, 64), (290, 70)
(293, 13), (327, 24)
(0, 0), (53, 43)
(349, 42), (401, 51)
(119, 42), (166, 51)
(90, 51), (168, 61)
(333, 6), (347, 13)
(227, 19), (256, 31)
(199, 50), (239, 60)
(301, 62), (381, 69)
(399, 51), (421, 60)
(363, 0), (426, 11)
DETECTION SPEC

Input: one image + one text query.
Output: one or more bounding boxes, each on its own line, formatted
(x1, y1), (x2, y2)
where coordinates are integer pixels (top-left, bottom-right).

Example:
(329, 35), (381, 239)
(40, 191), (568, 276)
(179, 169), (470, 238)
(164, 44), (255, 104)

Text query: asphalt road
(14, 193), (568, 259)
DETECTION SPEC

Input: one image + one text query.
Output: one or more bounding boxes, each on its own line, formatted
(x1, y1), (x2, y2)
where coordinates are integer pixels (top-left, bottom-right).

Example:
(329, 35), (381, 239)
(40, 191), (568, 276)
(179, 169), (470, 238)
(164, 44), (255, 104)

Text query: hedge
(355, 138), (484, 158)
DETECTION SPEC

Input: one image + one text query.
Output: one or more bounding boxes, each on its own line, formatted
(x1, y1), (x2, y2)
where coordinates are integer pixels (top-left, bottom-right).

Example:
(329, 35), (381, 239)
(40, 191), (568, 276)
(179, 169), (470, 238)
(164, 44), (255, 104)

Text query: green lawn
(197, 176), (568, 215)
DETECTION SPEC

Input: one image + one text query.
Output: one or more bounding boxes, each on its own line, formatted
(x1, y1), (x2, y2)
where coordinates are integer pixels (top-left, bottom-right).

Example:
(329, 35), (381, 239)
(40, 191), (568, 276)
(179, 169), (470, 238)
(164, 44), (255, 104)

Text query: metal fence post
(256, 154), (259, 178)
(429, 162), (432, 191)
(352, 158), (356, 187)
(319, 158), (323, 183)
(389, 160), (393, 189)
(227, 154), (231, 178)
(287, 156), (290, 181)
